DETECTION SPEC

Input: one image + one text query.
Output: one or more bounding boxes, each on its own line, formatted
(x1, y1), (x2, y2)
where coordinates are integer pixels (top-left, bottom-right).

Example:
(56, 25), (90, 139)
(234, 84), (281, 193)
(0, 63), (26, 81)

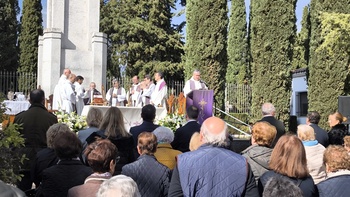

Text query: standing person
(68, 139), (118, 197)
(106, 79), (126, 106)
(61, 73), (76, 113)
(258, 135), (318, 197)
(122, 132), (171, 197)
(74, 75), (85, 115)
(317, 145), (350, 197)
(84, 82), (101, 105)
(183, 69), (208, 96)
(306, 111), (329, 147)
(241, 121), (277, 183)
(150, 71), (167, 107)
(168, 117), (258, 197)
(52, 68), (71, 110)
(129, 75), (141, 107)
(328, 112), (348, 145)
(140, 74), (155, 106)
(14, 89), (58, 191)
(171, 105), (201, 152)
(258, 103), (285, 147)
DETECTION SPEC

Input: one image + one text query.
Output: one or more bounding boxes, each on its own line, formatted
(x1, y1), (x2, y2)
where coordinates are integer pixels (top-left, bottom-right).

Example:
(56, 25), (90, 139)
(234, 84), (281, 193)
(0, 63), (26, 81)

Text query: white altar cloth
(3, 100), (31, 115)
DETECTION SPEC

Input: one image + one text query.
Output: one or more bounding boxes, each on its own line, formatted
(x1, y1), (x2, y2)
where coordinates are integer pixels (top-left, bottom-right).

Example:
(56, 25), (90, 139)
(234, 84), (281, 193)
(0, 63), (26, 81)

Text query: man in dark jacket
(258, 103), (285, 148)
(168, 117), (258, 197)
(171, 105), (201, 152)
(14, 89), (58, 191)
(122, 132), (171, 197)
(307, 111), (329, 147)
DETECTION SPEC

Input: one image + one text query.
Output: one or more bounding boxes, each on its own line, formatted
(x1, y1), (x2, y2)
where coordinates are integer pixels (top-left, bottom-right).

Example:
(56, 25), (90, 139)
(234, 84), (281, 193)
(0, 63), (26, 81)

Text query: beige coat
(304, 143), (326, 184)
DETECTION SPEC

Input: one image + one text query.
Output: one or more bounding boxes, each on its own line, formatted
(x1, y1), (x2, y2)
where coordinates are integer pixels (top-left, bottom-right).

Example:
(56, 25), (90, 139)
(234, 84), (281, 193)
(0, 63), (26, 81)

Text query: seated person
(122, 132), (171, 196)
(84, 82), (101, 105)
(96, 175), (140, 197)
(37, 131), (92, 197)
(78, 108), (103, 143)
(68, 139), (118, 197)
(153, 126), (182, 170)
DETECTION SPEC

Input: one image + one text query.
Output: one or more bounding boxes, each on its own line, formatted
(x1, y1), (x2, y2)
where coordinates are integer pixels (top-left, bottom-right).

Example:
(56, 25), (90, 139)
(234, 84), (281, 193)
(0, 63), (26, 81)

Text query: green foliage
(184, 0), (228, 113)
(0, 103), (26, 184)
(227, 0), (249, 84)
(249, 0), (297, 128)
(101, 0), (184, 80)
(292, 6), (310, 69)
(224, 113), (251, 135)
(308, 0), (350, 128)
(18, 0), (42, 73)
(0, 0), (19, 71)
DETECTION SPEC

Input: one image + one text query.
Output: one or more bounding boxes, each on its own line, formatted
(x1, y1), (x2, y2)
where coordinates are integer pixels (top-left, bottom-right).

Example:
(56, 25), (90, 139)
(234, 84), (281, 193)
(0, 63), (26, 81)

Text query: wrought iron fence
(0, 71), (252, 114)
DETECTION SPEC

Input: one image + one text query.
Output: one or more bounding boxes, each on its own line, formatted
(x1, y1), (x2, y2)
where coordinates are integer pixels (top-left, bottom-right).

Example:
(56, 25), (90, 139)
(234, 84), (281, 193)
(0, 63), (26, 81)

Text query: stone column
(92, 32), (107, 92)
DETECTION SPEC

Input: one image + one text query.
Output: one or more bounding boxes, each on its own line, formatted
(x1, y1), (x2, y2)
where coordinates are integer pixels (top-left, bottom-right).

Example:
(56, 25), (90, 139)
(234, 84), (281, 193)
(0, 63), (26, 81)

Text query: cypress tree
(18, 0), (42, 73)
(185, 0), (228, 111)
(308, 0), (350, 128)
(0, 0), (19, 71)
(249, 0), (297, 125)
(227, 0), (248, 84)
(292, 6), (310, 69)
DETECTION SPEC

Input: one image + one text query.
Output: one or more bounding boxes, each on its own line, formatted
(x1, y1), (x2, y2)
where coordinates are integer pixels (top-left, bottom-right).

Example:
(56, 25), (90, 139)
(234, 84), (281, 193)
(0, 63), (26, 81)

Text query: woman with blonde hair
(241, 121), (277, 183)
(258, 135), (317, 197)
(328, 112), (348, 145)
(297, 124), (326, 184)
(86, 107), (135, 175)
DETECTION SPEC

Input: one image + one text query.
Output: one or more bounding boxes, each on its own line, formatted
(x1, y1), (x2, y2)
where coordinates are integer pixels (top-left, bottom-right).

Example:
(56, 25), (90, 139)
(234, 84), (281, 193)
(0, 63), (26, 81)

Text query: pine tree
(308, 0), (350, 128)
(227, 0), (248, 84)
(184, 0), (228, 111)
(292, 6), (310, 69)
(249, 0), (297, 125)
(18, 0), (42, 73)
(102, 0), (184, 79)
(0, 0), (19, 71)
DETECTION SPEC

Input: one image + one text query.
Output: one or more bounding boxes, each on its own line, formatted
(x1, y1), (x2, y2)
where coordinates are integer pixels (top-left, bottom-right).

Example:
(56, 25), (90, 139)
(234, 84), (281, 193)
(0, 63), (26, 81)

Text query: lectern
(186, 90), (214, 124)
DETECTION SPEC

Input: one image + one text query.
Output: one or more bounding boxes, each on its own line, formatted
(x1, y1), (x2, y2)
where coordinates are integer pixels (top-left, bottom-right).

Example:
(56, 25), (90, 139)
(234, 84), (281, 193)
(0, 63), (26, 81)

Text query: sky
(18, 0), (310, 37)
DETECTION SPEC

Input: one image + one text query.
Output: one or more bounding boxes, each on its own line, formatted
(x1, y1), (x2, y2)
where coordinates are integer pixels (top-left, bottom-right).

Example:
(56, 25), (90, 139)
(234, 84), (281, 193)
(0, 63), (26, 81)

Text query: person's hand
(113, 93), (117, 98)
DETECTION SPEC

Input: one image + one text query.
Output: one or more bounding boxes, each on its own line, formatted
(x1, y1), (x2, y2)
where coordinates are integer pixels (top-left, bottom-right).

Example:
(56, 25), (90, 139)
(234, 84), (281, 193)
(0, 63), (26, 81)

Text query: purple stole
(159, 81), (166, 91)
(189, 80), (205, 90)
(109, 88), (122, 106)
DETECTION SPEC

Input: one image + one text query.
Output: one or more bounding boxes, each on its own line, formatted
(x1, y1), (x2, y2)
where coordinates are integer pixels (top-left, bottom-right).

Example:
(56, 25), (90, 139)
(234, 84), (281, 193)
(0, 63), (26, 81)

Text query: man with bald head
(168, 117), (258, 197)
(53, 68), (71, 110)
(61, 73), (77, 113)
(258, 103), (285, 147)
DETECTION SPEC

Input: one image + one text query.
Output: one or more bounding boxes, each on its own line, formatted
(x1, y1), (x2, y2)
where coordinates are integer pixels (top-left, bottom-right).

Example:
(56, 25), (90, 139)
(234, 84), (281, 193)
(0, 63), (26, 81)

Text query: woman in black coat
(328, 112), (349, 145)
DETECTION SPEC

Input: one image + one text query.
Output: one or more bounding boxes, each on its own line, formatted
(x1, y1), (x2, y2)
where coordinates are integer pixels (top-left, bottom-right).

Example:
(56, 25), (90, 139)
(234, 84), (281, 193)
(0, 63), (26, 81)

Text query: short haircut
(86, 107), (103, 128)
(137, 132), (158, 155)
(193, 69), (200, 74)
(30, 89), (45, 104)
(156, 71), (164, 79)
(269, 135), (309, 179)
(323, 145), (350, 172)
(261, 103), (275, 116)
(53, 130), (82, 159)
(252, 121), (277, 147)
(262, 176), (303, 197)
(201, 119), (228, 147)
(141, 104), (156, 122)
(112, 79), (119, 84)
(75, 75), (84, 81)
(344, 136), (350, 149)
(307, 111), (321, 124)
(144, 74), (151, 80)
(297, 124), (315, 141)
(97, 175), (140, 197)
(153, 126), (174, 143)
(85, 139), (118, 173)
(186, 105), (199, 120)
(46, 123), (71, 148)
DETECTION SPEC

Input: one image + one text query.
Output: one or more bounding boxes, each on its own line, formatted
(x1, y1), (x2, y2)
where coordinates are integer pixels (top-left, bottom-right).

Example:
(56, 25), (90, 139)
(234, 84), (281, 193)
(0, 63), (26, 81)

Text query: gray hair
(96, 175), (140, 197)
(201, 121), (228, 147)
(193, 69), (200, 74)
(86, 107), (103, 127)
(262, 103), (276, 116)
(153, 126), (174, 143)
(46, 123), (71, 148)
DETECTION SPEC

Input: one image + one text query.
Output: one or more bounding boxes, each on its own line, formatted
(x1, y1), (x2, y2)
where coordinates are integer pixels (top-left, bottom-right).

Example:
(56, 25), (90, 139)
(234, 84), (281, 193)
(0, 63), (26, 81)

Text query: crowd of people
(51, 69), (168, 115)
(2, 68), (350, 197)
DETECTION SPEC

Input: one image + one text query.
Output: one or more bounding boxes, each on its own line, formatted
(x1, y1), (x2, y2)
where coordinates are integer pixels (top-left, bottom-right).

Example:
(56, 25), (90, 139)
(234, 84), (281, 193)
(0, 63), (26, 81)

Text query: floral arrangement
(155, 113), (185, 132)
(54, 110), (87, 133)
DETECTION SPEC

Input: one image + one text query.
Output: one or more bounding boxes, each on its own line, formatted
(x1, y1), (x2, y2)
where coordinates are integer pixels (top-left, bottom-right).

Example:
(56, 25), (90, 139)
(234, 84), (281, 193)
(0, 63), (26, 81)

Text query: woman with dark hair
(68, 139), (118, 197)
(258, 135), (318, 197)
(37, 131), (92, 197)
(86, 107), (135, 174)
(328, 112), (348, 145)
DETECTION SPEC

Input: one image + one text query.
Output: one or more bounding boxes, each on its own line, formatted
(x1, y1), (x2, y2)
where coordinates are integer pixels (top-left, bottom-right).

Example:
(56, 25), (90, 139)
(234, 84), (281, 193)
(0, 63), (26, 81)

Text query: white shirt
(183, 77), (208, 96)
(151, 79), (167, 107)
(106, 87), (126, 106)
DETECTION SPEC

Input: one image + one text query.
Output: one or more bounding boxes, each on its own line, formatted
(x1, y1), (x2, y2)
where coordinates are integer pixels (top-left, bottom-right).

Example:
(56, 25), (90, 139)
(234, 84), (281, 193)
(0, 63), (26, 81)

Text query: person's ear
(109, 159), (116, 174)
(137, 146), (142, 155)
